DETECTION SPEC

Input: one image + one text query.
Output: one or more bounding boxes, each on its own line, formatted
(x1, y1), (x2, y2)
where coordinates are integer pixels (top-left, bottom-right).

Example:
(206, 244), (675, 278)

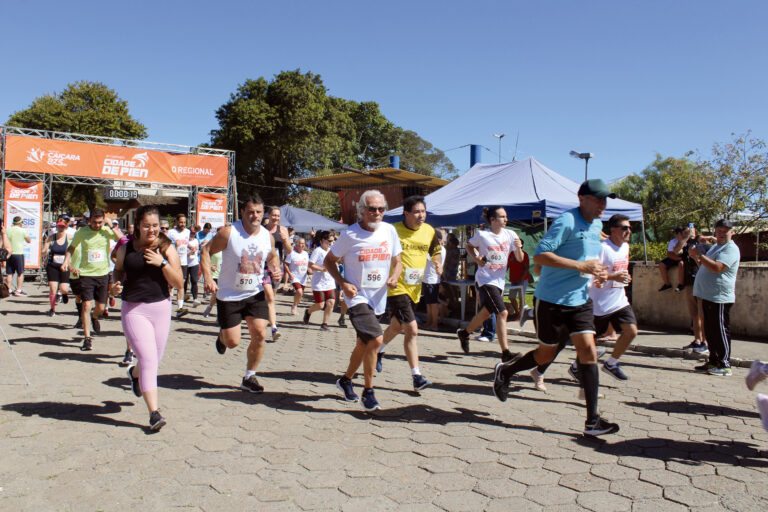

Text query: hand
(342, 282), (358, 299)
(204, 278), (218, 295)
(513, 238), (522, 249)
(434, 262), (443, 275)
(72, 268), (79, 278)
(386, 275), (398, 289)
(594, 267), (609, 283)
(477, 256), (487, 267)
(61, 262), (69, 272)
(616, 269), (631, 284)
(110, 281), (123, 296)
(269, 263), (283, 282)
(689, 246), (700, 260)
(143, 248), (164, 267)
(580, 259), (604, 276)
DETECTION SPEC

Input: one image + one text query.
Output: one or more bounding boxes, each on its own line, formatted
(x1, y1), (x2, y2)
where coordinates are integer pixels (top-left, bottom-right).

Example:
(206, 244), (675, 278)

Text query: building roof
(289, 167), (449, 192)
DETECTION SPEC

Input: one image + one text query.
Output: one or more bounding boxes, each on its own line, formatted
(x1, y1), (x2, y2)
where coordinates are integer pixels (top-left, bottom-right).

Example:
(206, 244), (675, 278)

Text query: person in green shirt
(5, 217), (31, 296)
(62, 208), (122, 351)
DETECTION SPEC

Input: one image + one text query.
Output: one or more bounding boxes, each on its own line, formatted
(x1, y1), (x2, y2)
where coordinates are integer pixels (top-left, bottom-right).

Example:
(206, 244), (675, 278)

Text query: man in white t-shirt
(325, 190), (403, 412)
(456, 207), (524, 361)
(284, 238), (310, 315)
(658, 226), (686, 292)
(167, 214), (191, 317)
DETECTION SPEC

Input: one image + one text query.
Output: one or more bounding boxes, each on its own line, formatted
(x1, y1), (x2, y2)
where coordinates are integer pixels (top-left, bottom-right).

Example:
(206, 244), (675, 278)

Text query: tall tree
(6, 81), (148, 213)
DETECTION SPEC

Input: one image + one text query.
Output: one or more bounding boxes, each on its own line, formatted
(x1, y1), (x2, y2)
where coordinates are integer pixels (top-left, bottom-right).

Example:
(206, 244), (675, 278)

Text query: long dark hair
(134, 205), (171, 255)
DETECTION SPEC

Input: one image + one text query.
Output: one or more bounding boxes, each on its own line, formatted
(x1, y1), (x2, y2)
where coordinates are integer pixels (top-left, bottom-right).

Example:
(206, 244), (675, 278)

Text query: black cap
(715, 219), (734, 230)
(578, 179), (616, 199)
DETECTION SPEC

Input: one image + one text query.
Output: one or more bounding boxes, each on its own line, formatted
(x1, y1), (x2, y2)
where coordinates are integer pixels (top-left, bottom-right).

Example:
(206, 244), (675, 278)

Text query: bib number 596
(367, 273), (382, 282)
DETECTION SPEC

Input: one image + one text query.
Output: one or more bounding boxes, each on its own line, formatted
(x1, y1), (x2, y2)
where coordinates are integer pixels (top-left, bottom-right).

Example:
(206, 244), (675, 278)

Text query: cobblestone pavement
(1, 289), (767, 511)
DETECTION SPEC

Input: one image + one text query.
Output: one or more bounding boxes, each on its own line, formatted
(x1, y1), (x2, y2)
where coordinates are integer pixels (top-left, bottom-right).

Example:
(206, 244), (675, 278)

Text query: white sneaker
(578, 389), (605, 400)
(757, 394), (768, 432)
(476, 335), (491, 342)
(746, 360), (767, 391)
(203, 304), (212, 318)
(193, 299), (201, 307)
(530, 368), (547, 392)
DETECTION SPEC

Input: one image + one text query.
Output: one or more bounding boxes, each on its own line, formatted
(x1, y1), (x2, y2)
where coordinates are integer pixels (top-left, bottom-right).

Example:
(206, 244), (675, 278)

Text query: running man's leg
(244, 315), (269, 372)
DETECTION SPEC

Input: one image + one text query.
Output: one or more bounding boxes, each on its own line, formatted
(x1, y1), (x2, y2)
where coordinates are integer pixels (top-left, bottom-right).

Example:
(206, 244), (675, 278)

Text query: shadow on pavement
(4, 335), (79, 348)
(2, 400), (143, 430)
(102, 373), (239, 392)
(259, 370), (339, 385)
(39, 351), (120, 365)
(626, 400), (760, 419)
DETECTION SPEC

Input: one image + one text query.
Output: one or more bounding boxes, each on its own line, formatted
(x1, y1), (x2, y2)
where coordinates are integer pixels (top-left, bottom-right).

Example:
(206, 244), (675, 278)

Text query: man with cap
(492, 179), (620, 437)
(690, 219), (741, 376)
(5, 216), (31, 296)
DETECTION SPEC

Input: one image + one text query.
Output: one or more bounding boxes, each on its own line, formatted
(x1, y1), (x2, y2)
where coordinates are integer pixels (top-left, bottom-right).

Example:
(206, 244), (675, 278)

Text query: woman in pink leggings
(111, 205), (183, 431)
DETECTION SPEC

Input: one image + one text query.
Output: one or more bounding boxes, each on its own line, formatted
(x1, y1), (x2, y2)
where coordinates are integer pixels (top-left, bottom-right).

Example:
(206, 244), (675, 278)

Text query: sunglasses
(616, 225), (631, 231)
(160, 227), (169, 231)
(367, 206), (386, 213)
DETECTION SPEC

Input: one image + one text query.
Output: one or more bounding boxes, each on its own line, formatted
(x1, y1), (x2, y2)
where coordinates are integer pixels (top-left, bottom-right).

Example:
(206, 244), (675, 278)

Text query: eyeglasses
(367, 206), (386, 213)
(160, 227), (169, 231)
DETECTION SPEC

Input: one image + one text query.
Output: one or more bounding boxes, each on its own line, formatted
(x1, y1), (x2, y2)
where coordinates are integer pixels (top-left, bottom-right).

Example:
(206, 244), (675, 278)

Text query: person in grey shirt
(690, 219), (740, 376)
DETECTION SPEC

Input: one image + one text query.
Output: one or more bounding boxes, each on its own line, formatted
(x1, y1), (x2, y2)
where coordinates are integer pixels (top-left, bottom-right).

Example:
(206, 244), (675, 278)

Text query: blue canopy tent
(383, 157), (647, 260)
(279, 205), (347, 233)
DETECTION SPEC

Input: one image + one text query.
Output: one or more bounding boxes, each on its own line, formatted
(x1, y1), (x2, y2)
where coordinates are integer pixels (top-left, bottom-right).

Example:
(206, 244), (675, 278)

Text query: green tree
(6, 81), (148, 213)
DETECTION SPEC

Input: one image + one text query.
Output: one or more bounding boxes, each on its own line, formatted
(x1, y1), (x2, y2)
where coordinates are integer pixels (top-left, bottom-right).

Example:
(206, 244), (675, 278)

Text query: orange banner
(4, 180), (44, 269)
(196, 193), (227, 228)
(4, 134), (229, 188)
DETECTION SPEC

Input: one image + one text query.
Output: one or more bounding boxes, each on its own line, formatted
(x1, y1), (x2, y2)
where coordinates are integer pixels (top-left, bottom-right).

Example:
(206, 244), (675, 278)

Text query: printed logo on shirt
(486, 242), (510, 270)
(238, 246), (264, 275)
(358, 244), (392, 262)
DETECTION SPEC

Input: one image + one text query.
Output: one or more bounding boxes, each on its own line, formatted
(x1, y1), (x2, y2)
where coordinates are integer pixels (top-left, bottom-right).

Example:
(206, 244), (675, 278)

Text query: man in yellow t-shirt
(377, 195), (442, 391)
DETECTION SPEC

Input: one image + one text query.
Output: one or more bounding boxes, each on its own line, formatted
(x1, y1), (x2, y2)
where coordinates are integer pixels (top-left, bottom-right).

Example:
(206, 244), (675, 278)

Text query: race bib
(298, 265), (308, 275)
(611, 280), (627, 288)
(487, 251), (505, 265)
(176, 245), (188, 255)
(362, 267), (386, 288)
(52, 254), (65, 264)
(403, 267), (424, 285)
(87, 250), (105, 263)
(235, 272), (262, 291)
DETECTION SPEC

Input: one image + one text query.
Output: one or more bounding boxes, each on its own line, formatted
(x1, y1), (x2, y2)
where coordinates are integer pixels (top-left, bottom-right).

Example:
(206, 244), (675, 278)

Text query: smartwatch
(160, 259), (169, 268)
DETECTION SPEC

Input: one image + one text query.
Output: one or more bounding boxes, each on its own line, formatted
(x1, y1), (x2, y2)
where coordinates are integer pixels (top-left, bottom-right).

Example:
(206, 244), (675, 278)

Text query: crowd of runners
(3, 182), (767, 435)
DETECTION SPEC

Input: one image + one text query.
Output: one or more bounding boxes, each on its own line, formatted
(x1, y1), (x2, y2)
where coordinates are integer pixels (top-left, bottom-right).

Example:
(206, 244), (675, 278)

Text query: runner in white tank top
(201, 196), (283, 394)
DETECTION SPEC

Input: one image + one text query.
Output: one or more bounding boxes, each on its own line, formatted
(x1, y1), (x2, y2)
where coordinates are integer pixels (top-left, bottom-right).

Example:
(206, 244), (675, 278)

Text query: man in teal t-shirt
(62, 208), (121, 351)
(691, 219), (741, 376)
(5, 216), (31, 296)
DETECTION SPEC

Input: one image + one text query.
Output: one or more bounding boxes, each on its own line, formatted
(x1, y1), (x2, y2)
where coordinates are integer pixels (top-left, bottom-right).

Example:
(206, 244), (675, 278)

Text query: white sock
(178, 299), (184, 309)
(378, 344), (388, 354)
(606, 357), (619, 366)
(411, 367), (421, 376)
(245, 370), (257, 378)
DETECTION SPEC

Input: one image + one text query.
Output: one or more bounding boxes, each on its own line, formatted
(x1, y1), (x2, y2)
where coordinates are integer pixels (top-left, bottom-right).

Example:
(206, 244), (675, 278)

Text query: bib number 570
(240, 277), (254, 286)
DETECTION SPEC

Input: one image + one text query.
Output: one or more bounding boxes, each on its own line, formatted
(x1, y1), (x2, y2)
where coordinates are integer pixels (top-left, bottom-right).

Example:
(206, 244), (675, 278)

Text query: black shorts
(594, 305), (637, 335)
(5, 254), (24, 276)
(348, 303), (383, 343)
(534, 298), (595, 347)
(421, 283), (439, 305)
(79, 275), (110, 304)
(385, 294), (416, 324)
(478, 284), (505, 314)
(46, 265), (70, 284)
(660, 257), (681, 268)
(70, 277), (82, 297)
(217, 291), (269, 329)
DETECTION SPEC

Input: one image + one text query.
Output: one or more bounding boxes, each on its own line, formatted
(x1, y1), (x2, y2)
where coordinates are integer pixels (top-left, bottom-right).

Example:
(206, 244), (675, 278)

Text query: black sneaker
(493, 361), (510, 402)
(658, 284), (672, 292)
(91, 315), (101, 334)
(568, 361), (580, 381)
(413, 374), (432, 391)
(303, 309), (311, 325)
(120, 349), (134, 366)
(376, 352), (384, 373)
(241, 375), (264, 393)
(215, 334), (226, 355)
(457, 328), (470, 354)
(602, 361), (629, 381)
(149, 410), (166, 431)
(48, 309), (55, 317)
(74, 318), (83, 329)
(674, 284), (686, 292)
(127, 366), (141, 397)
(584, 416), (620, 437)
(336, 376), (359, 402)
(694, 363), (716, 372)
(81, 337), (93, 351)
(61, 293), (69, 304)
(338, 315), (347, 327)
(361, 388), (381, 412)
(320, 323), (331, 331)
(501, 349), (520, 362)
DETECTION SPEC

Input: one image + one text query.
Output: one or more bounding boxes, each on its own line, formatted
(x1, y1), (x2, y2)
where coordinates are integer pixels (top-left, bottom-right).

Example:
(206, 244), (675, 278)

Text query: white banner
(3, 180), (44, 269)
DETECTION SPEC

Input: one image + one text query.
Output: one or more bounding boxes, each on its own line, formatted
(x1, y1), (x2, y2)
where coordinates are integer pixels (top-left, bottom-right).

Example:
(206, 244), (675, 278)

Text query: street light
(494, 133), (506, 163)
(570, 150), (594, 181)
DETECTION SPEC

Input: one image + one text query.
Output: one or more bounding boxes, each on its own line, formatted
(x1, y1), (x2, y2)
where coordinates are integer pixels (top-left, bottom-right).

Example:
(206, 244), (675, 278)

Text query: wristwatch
(160, 259), (169, 268)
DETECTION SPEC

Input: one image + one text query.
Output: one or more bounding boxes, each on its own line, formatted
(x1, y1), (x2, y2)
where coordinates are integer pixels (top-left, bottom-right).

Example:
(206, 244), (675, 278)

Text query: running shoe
(568, 362), (580, 381)
(81, 337), (93, 351)
(501, 349), (520, 363)
(61, 293), (69, 304)
(338, 315), (347, 327)
(457, 328), (470, 354)
(11, 290), (21, 297)
(520, 306), (534, 329)
(109, 296), (116, 307)
(120, 349), (134, 366)
(707, 366), (732, 377)
(694, 362), (716, 372)
(746, 360), (767, 391)
(193, 299), (201, 307)
(757, 394), (768, 432)
(658, 284), (672, 292)
(530, 368), (547, 392)
(602, 361), (629, 381)
(584, 416), (620, 437)
(320, 323), (331, 331)
(203, 304), (212, 318)
(91, 316), (101, 334)
(271, 327), (281, 342)
(476, 335), (491, 342)
(376, 352), (384, 373)
(577, 389), (605, 400)
(127, 366), (141, 397)
(215, 335), (226, 355)
(596, 347), (607, 359)
(48, 309), (55, 317)
(493, 361), (510, 402)
(675, 284), (686, 292)
(149, 410), (166, 431)
(291, 306), (298, 315)
(102, 309), (110, 318)
(413, 374), (432, 391)
(692, 344), (710, 355)
(682, 340), (701, 350)
(303, 309), (311, 325)
(17, 290), (27, 296)
(176, 308), (189, 318)
(74, 318), (83, 329)
(241, 375), (264, 393)
(336, 376), (359, 402)
(361, 388), (381, 412)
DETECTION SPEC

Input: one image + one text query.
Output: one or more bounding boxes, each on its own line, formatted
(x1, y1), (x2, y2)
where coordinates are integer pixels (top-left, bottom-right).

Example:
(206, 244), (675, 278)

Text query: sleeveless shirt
(217, 221), (272, 302)
(122, 241), (171, 303)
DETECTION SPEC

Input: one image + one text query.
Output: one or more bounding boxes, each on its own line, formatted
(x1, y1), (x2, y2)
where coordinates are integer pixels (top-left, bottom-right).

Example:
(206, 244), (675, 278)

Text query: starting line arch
(0, 125), (237, 274)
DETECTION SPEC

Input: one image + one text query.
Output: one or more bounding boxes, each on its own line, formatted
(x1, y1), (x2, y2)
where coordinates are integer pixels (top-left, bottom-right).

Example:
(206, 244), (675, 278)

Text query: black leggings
(185, 264), (199, 300)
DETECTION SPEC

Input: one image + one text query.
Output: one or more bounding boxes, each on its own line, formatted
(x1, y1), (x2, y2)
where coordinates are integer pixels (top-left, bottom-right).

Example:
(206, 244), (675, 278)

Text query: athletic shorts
(70, 277), (82, 297)
(292, 282), (304, 291)
(217, 291), (269, 329)
(385, 294), (416, 324)
(660, 257), (680, 268)
(594, 305), (637, 335)
(79, 275), (110, 304)
(5, 254), (24, 276)
(478, 284), (505, 314)
(46, 264), (70, 284)
(534, 298), (595, 347)
(348, 303), (383, 343)
(313, 289), (335, 303)
(421, 283), (439, 305)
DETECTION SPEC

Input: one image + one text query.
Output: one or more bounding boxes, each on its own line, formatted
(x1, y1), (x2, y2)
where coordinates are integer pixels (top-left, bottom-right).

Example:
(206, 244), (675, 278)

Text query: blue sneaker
(413, 374), (432, 391)
(692, 343), (710, 355)
(707, 366), (732, 377)
(568, 362), (579, 381)
(376, 352), (383, 373)
(336, 376), (359, 402)
(361, 388), (381, 411)
(602, 361), (629, 381)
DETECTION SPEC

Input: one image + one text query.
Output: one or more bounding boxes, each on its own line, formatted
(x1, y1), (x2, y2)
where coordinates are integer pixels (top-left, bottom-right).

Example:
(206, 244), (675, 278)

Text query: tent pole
(641, 216), (648, 264)
(543, 217), (547, 234)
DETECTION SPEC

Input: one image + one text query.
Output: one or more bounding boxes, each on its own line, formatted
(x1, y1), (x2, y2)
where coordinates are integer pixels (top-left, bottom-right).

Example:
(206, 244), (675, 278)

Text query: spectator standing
(681, 227), (715, 354)
(658, 226), (686, 292)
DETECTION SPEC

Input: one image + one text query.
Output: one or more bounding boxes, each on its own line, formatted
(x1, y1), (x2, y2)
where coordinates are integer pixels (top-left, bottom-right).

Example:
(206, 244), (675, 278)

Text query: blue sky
(2, 1), (766, 184)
